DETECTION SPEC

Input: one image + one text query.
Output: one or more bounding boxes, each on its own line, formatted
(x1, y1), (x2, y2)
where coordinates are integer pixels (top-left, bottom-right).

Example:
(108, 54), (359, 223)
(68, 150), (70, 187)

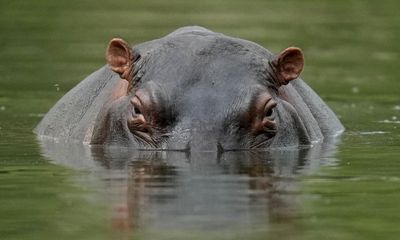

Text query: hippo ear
(271, 47), (304, 86)
(106, 38), (134, 82)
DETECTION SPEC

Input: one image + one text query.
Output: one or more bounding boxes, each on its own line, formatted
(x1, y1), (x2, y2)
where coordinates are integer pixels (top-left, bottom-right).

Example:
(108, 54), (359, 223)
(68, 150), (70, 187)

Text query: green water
(1, 0), (400, 239)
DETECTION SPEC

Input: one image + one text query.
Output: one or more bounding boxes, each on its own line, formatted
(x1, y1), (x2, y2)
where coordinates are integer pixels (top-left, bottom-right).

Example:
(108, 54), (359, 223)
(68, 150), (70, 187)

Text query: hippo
(34, 26), (344, 151)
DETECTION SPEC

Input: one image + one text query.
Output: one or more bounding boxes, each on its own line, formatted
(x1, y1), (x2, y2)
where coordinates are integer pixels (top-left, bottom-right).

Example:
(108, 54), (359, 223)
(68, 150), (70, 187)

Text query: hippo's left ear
(271, 47), (304, 86)
(106, 38), (135, 82)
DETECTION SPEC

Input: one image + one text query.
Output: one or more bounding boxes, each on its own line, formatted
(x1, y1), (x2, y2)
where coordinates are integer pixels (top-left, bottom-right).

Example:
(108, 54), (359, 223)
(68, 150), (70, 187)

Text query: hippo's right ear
(271, 47), (304, 87)
(106, 38), (134, 82)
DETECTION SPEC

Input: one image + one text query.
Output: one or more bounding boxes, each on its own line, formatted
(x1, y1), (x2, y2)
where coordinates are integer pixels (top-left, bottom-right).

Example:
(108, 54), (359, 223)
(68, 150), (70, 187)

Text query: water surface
(1, 1), (400, 239)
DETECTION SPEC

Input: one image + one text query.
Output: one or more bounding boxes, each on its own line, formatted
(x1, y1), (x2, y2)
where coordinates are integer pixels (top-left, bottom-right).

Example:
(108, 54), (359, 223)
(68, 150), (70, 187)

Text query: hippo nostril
(134, 107), (141, 115)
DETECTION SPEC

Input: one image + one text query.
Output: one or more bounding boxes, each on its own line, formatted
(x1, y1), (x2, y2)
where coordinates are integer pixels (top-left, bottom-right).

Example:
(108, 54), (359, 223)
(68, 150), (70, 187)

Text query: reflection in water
(37, 137), (340, 237)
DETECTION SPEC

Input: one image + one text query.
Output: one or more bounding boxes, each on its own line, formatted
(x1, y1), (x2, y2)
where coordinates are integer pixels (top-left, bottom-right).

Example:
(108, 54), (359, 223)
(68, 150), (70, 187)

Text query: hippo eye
(250, 94), (277, 136)
(133, 105), (142, 115)
(131, 96), (144, 117)
(266, 108), (274, 118)
(264, 100), (277, 121)
(128, 96), (149, 133)
(261, 98), (277, 136)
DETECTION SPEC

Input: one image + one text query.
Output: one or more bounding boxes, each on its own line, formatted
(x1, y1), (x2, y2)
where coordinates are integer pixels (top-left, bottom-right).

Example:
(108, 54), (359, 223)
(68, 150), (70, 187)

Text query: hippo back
(34, 67), (121, 143)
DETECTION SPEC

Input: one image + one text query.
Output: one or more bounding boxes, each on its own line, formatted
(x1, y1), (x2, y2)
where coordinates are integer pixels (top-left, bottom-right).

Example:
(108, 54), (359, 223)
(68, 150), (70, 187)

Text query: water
(1, 0), (400, 239)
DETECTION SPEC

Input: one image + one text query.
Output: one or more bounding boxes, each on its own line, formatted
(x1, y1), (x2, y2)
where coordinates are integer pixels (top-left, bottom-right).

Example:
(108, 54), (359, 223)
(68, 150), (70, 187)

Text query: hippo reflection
(35, 26), (343, 150)
(37, 138), (340, 235)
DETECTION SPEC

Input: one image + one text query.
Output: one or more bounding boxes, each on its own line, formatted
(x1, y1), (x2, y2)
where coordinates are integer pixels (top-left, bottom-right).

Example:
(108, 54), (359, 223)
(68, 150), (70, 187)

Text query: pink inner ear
(276, 47), (304, 85)
(109, 56), (127, 67)
(106, 39), (132, 74)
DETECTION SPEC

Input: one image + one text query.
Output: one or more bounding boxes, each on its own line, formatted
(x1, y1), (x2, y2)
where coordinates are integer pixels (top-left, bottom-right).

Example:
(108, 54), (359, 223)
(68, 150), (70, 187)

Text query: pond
(1, 1), (400, 239)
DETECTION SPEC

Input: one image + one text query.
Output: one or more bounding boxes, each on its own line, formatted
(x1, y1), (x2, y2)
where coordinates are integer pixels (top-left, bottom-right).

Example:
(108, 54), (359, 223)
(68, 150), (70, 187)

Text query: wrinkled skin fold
(35, 26), (344, 151)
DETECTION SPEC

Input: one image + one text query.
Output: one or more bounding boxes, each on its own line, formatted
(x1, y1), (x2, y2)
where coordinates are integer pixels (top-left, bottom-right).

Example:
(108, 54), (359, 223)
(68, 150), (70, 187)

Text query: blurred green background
(1, 0), (400, 240)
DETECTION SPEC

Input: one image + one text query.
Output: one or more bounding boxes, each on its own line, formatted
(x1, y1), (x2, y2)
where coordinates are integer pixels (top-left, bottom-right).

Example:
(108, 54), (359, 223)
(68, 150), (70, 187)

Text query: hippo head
(35, 27), (343, 150)
(92, 28), (315, 151)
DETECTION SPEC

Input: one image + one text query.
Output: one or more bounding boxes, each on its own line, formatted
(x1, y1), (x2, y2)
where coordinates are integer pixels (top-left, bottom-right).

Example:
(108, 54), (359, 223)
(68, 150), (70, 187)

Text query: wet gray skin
(34, 26), (344, 151)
